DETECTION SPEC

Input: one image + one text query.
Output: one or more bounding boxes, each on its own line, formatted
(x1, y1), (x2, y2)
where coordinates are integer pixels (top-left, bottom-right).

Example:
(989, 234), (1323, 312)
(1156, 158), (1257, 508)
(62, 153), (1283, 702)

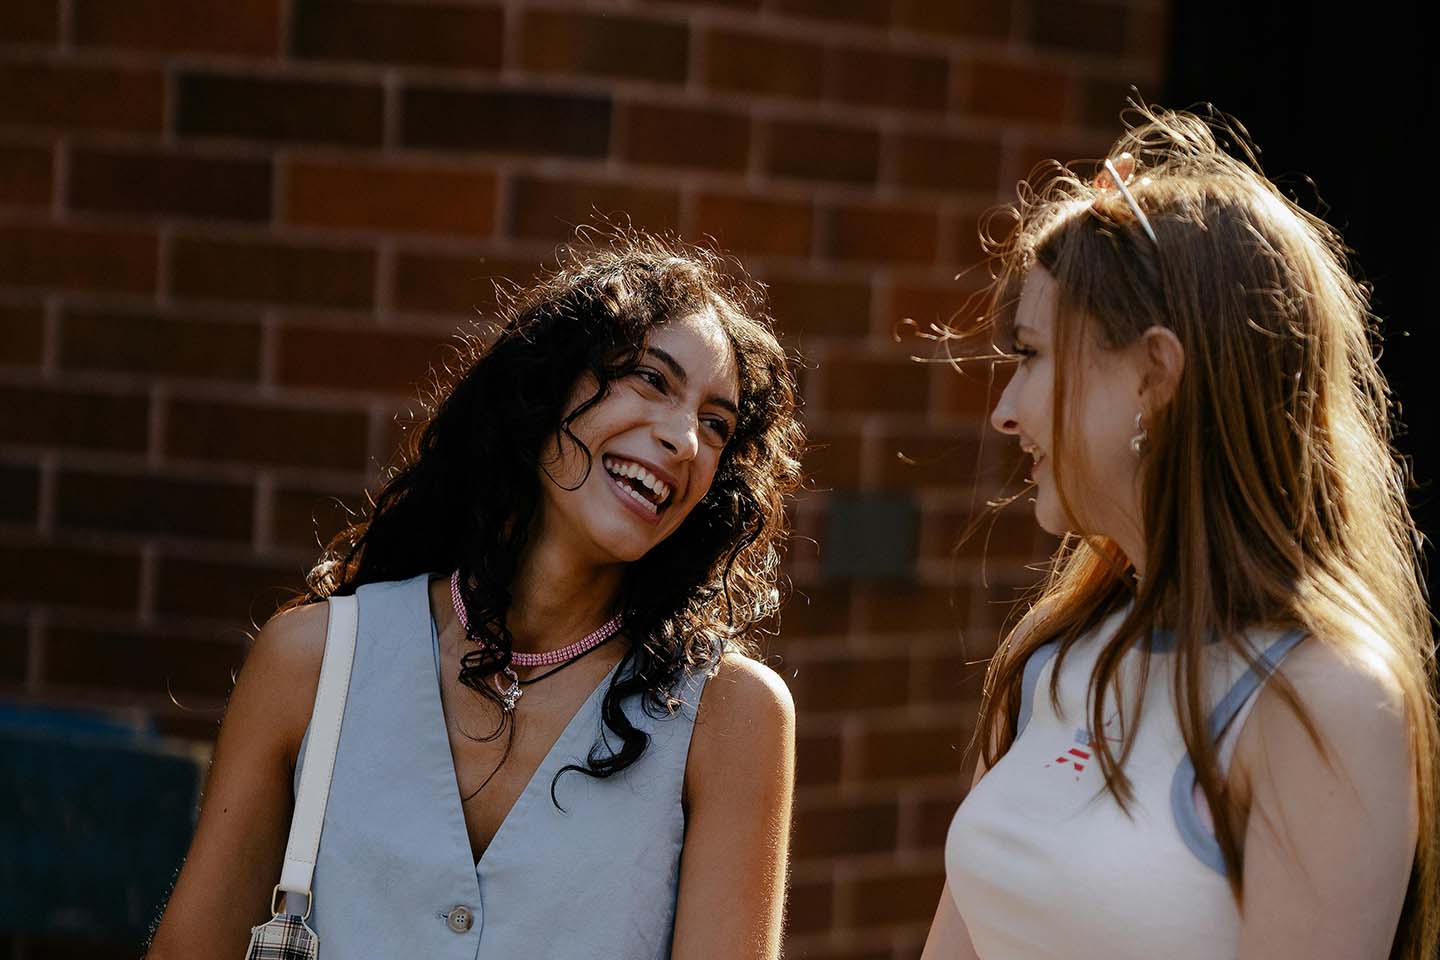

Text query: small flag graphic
(1049, 727), (1094, 772)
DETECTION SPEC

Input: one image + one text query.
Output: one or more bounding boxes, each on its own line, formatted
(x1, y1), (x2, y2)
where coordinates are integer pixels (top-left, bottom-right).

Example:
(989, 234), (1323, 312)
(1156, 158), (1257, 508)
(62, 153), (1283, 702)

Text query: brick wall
(0, 1), (1165, 956)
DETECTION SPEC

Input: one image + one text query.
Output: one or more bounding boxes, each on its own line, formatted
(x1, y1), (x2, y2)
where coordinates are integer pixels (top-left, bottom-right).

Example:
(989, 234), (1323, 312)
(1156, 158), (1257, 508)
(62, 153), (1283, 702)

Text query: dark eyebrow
(645, 346), (739, 417)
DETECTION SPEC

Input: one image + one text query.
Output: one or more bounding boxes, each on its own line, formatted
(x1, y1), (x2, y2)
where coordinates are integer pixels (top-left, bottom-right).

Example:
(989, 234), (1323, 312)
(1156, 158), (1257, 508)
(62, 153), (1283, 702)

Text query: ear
(1137, 324), (1184, 407)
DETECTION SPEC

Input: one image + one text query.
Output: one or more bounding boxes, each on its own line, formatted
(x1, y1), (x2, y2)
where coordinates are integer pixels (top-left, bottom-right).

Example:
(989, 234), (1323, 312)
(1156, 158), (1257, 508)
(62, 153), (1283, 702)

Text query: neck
(503, 531), (624, 655)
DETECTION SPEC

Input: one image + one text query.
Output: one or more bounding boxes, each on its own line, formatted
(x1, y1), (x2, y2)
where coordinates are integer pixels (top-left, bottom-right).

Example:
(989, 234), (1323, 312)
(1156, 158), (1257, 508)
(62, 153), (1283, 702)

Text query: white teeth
(623, 483), (657, 513)
(603, 455), (671, 508)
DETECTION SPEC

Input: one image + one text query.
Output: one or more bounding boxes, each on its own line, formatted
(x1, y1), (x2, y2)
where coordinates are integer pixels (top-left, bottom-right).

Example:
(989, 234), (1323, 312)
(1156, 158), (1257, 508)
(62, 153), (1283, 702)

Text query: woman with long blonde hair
(924, 108), (1438, 959)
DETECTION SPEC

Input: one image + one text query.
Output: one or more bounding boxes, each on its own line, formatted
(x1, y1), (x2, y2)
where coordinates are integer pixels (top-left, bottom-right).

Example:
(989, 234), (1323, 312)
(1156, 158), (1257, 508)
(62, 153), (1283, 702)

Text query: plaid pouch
(244, 913), (319, 960)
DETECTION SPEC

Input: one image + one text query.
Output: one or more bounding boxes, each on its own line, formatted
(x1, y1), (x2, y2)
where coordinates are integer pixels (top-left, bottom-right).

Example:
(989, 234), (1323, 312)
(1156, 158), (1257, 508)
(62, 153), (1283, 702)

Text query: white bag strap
(273, 593), (359, 916)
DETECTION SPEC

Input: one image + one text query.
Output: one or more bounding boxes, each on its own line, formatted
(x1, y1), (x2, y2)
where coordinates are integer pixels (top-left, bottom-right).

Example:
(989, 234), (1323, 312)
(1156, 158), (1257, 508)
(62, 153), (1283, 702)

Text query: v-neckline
(425, 592), (622, 872)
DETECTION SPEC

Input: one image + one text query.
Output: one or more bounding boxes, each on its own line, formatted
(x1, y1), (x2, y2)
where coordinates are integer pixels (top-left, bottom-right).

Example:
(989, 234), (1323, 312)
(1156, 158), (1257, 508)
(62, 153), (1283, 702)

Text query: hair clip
(1098, 153), (1158, 246)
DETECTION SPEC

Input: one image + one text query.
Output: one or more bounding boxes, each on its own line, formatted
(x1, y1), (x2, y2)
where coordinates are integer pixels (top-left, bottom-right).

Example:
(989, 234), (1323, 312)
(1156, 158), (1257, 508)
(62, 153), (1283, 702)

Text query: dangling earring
(1129, 411), (1148, 455)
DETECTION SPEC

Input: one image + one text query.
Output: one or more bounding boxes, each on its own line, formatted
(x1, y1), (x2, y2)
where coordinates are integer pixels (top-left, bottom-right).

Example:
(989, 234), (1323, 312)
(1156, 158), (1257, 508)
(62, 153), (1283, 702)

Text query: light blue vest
(292, 574), (706, 959)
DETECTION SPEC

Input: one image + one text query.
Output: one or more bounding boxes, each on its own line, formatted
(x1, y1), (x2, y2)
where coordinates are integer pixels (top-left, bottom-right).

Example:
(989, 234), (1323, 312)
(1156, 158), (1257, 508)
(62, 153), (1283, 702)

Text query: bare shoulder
(686, 653), (796, 794)
(1236, 630), (1412, 791)
(233, 600), (331, 762)
(1263, 632), (1407, 728)
(694, 652), (796, 737)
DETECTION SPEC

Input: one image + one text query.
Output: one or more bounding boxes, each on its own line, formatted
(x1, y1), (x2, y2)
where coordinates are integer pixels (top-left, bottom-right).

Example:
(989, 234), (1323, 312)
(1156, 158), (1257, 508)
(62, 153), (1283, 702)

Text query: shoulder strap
(276, 593), (359, 913)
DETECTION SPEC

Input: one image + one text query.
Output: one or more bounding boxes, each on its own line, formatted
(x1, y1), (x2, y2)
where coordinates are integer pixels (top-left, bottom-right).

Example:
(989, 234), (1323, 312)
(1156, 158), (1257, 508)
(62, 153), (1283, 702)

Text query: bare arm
(1235, 640), (1418, 960)
(670, 655), (796, 960)
(146, 603), (326, 958)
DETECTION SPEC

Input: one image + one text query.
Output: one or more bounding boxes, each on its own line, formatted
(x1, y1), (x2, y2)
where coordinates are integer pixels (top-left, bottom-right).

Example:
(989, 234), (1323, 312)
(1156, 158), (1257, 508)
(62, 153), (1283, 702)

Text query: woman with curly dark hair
(148, 232), (804, 960)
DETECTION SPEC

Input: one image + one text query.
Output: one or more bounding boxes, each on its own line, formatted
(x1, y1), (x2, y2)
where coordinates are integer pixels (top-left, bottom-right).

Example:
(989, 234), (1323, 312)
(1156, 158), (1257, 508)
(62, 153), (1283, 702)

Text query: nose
(990, 377), (1020, 436)
(654, 409), (700, 461)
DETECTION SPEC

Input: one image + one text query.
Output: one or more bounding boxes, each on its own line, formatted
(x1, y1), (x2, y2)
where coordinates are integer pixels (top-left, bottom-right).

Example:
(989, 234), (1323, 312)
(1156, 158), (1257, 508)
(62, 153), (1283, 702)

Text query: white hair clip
(1102, 155), (1159, 246)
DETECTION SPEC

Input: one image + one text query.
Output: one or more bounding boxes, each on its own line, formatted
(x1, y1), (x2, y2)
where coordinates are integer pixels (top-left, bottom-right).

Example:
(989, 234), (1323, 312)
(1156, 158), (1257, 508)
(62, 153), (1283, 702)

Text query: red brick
(826, 205), (938, 265)
(959, 59), (1071, 124)
(856, 583), (973, 634)
(886, 281), (970, 336)
(908, 648), (987, 708)
(0, 385), (149, 452)
(73, 0), (281, 56)
(848, 866), (948, 926)
(950, 210), (990, 266)
(165, 398), (368, 471)
(271, 483), (363, 551)
(778, 582), (854, 639)
(276, 325), (447, 393)
(0, 542), (140, 611)
(913, 791), (968, 851)
(46, 625), (241, 698)
(0, 223), (157, 293)
(521, 10), (687, 84)
(703, 30), (823, 100)
(620, 103), (750, 173)
(1079, 76), (1136, 130)
(509, 176), (680, 241)
(69, 146), (272, 222)
(891, 132), (1002, 194)
(152, 553), (304, 623)
(286, 159), (495, 237)
(0, 619), (27, 686)
(403, 87), (611, 158)
(794, 730), (843, 789)
(60, 307), (261, 381)
(0, 303), (44, 365)
(694, 193), (813, 259)
(765, 275), (871, 342)
(818, 353), (928, 414)
(873, 428), (984, 490)
(0, 62), (163, 134)
(785, 878), (835, 936)
(792, 798), (899, 859)
(392, 251), (540, 317)
(0, 140), (51, 207)
(293, 0), (502, 69)
(829, 47), (949, 112)
(176, 72), (383, 147)
(773, 0), (888, 25)
(919, 503), (1049, 566)
(894, 0), (1010, 38)
(802, 431), (864, 491)
(1130, 8), (1169, 60)
(790, 653), (909, 714)
(0, 1), (59, 45)
(0, 462), (40, 525)
(170, 235), (374, 309)
(933, 359), (1008, 419)
(855, 719), (972, 782)
(1006, 137), (1103, 188)
(1030, 0), (1130, 56)
(55, 469), (253, 542)
(765, 120), (878, 185)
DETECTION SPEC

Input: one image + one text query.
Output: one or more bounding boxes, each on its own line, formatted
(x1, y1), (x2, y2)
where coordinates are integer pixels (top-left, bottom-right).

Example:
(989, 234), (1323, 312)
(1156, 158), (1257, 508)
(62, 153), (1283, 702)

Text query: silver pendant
(496, 667), (522, 712)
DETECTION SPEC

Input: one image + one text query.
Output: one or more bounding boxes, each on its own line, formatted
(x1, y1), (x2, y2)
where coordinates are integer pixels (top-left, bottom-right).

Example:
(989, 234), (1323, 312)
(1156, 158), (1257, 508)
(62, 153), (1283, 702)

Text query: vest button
(446, 905), (474, 933)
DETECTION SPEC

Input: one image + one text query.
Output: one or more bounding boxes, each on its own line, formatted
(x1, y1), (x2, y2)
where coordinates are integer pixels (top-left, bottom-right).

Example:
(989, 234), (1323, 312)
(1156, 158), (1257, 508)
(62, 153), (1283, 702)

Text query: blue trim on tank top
(1016, 626), (1189, 737)
(1016, 641), (1061, 737)
(1169, 628), (1307, 876)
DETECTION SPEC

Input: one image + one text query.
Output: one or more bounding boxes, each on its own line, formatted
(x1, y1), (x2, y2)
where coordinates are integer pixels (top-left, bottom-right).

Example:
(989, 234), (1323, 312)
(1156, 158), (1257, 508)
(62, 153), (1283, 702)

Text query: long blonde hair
(966, 106), (1438, 958)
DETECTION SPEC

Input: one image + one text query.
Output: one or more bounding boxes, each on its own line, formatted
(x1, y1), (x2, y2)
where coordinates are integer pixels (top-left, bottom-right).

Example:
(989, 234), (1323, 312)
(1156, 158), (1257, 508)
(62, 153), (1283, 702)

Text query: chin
(1032, 492), (1070, 537)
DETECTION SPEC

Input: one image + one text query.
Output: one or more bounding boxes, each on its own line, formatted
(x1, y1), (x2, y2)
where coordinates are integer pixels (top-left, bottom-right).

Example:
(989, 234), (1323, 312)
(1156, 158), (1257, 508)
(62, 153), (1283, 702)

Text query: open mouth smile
(602, 454), (674, 520)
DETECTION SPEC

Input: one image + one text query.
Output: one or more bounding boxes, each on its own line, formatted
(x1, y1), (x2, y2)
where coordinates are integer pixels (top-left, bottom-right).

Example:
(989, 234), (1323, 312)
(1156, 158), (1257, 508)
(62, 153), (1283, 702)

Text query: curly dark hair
(286, 229), (804, 789)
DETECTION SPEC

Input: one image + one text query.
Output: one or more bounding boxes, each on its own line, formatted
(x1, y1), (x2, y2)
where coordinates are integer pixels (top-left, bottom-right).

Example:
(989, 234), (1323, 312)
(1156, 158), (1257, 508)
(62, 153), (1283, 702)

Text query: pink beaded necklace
(449, 569), (623, 711)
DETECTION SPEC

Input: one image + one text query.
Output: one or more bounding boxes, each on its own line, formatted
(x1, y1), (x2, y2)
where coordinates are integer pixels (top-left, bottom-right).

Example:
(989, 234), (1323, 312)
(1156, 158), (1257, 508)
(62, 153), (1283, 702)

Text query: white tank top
(945, 607), (1305, 959)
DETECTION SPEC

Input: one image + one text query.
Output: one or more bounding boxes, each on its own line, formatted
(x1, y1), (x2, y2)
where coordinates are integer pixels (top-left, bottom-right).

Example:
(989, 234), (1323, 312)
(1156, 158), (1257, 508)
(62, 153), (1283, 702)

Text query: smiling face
(536, 307), (741, 565)
(990, 267), (1150, 544)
